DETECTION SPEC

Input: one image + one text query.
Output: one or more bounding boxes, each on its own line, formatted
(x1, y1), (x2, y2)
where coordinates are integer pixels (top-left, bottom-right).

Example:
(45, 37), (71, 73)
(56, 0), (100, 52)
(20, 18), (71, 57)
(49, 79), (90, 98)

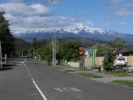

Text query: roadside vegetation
(0, 10), (32, 58)
(79, 72), (103, 79)
(32, 39), (81, 65)
(112, 80), (133, 88)
(103, 38), (128, 72)
(0, 11), (15, 57)
(29, 37), (128, 66)
(111, 72), (128, 77)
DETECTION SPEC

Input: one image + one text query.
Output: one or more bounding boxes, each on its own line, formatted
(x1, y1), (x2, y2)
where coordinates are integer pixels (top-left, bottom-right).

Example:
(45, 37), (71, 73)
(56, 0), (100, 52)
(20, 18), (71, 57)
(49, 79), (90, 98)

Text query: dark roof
(119, 48), (133, 54)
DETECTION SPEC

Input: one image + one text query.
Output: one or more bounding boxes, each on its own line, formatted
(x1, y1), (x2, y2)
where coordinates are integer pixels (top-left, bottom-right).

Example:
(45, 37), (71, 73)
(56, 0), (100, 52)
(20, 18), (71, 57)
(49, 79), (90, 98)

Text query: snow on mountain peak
(8, 15), (105, 35)
(61, 23), (105, 34)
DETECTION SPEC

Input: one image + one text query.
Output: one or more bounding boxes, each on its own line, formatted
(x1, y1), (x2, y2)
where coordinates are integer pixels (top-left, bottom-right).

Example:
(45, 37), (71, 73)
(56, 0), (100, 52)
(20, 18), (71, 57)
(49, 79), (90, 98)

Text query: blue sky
(52, 0), (133, 33)
(0, 0), (133, 34)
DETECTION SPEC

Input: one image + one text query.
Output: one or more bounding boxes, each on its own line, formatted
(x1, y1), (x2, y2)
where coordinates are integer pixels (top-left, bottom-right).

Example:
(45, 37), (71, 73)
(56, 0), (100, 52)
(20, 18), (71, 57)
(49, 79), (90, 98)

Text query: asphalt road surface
(0, 58), (133, 100)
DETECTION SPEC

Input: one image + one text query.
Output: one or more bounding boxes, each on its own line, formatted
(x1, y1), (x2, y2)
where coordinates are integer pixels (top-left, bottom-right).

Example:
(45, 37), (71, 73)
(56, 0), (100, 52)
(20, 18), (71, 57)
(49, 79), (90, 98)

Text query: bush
(103, 50), (115, 71)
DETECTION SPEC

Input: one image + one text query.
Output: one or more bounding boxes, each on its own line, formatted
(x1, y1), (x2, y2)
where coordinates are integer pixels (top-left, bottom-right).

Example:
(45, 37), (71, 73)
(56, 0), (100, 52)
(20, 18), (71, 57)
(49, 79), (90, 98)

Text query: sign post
(79, 47), (86, 70)
(87, 48), (97, 67)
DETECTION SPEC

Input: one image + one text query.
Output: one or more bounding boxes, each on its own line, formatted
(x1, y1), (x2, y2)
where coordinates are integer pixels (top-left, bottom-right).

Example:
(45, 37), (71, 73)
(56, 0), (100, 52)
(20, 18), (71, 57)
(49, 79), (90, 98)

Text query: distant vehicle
(114, 54), (128, 67)
(113, 54), (128, 71)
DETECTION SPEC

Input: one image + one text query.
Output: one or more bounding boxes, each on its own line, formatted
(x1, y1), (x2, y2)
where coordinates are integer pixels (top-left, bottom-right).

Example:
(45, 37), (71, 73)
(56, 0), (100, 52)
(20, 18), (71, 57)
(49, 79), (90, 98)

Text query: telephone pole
(52, 32), (57, 66)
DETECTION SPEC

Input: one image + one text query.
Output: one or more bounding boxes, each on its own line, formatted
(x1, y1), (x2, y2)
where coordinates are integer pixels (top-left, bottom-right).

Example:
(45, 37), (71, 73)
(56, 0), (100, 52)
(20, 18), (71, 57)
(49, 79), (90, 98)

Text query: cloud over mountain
(0, 3), (48, 16)
(0, 0), (133, 34)
(0, 0), (69, 34)
(0, 0), (98, 35)
(110, 0), (133, 16)
(7, 15), (99, 35)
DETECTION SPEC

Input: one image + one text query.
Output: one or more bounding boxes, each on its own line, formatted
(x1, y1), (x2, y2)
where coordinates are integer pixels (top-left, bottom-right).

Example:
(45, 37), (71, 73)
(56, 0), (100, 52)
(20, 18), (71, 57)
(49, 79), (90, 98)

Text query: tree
(0, 11), (14, 57)
(32, 38), (41, 57)
(103, 49), (115, 71)
(37, 42), (52, 64)
(111, 38), (127, 50)
(92, 43), (112, 56)
(34, 39), (80, 64)
(59, 41), (80, 62)
(32, 38), (39, 50)
(14, 38), (30, 57)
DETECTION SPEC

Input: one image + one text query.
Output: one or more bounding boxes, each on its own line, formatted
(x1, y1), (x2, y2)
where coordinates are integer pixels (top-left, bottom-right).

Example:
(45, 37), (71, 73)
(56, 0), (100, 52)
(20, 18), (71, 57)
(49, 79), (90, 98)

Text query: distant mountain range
(12, 23), (133, 44)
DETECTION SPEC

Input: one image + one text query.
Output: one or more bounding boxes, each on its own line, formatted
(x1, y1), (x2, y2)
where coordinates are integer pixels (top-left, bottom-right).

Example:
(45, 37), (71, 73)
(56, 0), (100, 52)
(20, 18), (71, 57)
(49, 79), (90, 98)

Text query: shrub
(103, 50), (115, 71)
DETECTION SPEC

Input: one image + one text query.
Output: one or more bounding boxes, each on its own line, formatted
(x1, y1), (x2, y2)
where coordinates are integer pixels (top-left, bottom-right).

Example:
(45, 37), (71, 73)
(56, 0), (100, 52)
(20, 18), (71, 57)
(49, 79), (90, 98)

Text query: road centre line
(23, 62), (48, 100)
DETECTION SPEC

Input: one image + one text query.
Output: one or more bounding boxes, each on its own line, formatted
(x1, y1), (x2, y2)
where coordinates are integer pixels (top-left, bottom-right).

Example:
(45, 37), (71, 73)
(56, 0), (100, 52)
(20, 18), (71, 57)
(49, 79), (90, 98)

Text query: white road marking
(32, 78), (47, 100)
(23, 62), (47, 100)
(69, 87), (81, 92)
(53, 87), (81, 93)
(53, 88), (63, 92)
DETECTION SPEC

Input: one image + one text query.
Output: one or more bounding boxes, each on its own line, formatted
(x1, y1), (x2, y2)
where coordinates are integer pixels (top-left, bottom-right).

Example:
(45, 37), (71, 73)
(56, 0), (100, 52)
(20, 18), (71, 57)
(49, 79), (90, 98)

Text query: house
(119, 48), (133, 72)
(85, 48), (133, 72)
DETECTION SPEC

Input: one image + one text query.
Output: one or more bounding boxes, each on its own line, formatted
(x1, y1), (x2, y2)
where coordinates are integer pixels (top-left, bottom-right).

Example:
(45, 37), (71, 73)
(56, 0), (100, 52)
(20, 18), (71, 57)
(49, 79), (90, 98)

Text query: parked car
(113, 54), (128, 71)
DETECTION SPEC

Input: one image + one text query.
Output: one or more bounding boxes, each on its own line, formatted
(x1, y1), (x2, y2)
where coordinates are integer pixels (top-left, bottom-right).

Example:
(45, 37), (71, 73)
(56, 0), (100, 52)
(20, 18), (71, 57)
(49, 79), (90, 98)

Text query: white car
(114, 54), (128, 66)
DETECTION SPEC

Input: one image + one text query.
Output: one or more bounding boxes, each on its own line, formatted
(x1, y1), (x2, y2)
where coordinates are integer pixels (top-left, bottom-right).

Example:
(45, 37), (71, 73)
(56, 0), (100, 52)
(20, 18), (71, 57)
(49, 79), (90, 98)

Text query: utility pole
(0, 41), (2, 69)
(52, 32), (57, 66)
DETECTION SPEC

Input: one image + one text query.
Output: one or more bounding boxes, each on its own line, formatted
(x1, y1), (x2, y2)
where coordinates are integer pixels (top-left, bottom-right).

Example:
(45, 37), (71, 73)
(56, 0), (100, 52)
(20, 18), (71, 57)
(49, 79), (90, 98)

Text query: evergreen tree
(0, 11), (14, 56)
(103, 50), (115, 71)
(111, 38), (127, 50)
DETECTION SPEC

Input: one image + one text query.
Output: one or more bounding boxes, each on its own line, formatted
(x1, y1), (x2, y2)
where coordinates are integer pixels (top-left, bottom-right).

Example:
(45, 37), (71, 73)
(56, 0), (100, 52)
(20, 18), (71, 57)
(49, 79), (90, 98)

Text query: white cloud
(0, 1), (95, 35)
(30, 4), (48, 15)
(0, 3), (48, 16)
(48, 0), (63, 5)
(110, 0), (133, 16)
(115, 8), (133, 16)
(6, 15), (88, 34)
(0, 0), (96, 35)
(0, 0), (69, 35)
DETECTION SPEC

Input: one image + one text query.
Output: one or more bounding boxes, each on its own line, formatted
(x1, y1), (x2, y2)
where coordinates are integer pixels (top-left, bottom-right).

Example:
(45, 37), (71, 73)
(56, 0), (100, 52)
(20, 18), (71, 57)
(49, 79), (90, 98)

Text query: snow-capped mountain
(12, 23), (133, 44)
(12, 22), (106, 36)
(60, 23), (105, 34)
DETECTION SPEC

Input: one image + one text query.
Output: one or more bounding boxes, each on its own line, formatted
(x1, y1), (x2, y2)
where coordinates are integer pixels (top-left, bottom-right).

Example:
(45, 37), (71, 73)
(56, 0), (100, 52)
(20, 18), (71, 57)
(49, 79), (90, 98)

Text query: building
(92, 48), (133, 72)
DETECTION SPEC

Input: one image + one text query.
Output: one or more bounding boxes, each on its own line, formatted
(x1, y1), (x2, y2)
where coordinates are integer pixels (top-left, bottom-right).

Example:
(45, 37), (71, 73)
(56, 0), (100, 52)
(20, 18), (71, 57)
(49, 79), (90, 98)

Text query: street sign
(87, 48), (97, 66)
(79, 47), (85, 56)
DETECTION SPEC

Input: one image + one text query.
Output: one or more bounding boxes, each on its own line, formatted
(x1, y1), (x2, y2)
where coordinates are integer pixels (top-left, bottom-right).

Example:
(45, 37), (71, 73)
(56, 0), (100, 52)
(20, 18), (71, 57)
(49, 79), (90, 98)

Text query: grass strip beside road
(79, 72), (103, 79)
(112, 80), (133, 89)
(111, 72), (128, 77)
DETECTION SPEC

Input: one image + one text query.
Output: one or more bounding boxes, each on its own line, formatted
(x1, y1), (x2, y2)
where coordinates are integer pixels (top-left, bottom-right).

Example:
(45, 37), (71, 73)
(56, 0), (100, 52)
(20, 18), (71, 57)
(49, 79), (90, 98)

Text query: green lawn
(112, 80), (133, 88)
(111, 72), (128, 77)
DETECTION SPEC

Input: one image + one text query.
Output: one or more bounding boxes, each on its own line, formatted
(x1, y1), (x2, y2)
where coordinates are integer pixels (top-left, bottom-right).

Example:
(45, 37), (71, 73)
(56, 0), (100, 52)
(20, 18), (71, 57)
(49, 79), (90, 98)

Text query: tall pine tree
(0, 11), (14, 57)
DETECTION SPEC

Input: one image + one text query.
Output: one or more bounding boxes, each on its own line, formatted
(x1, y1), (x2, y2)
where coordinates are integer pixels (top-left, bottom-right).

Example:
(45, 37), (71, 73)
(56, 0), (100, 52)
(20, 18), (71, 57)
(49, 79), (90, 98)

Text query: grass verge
(112, 80), (133, 88)
(111, 72), (128, 77)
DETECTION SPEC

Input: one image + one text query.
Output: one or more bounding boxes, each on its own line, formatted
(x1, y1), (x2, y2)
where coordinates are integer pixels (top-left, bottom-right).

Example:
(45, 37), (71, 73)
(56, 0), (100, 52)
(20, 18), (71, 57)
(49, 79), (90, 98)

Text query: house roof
(119, 48), (133, 54)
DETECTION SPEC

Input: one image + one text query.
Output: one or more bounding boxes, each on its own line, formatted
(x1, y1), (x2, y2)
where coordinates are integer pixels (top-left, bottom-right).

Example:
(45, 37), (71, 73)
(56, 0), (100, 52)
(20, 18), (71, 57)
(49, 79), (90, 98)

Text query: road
(0, 58), (133, 100)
